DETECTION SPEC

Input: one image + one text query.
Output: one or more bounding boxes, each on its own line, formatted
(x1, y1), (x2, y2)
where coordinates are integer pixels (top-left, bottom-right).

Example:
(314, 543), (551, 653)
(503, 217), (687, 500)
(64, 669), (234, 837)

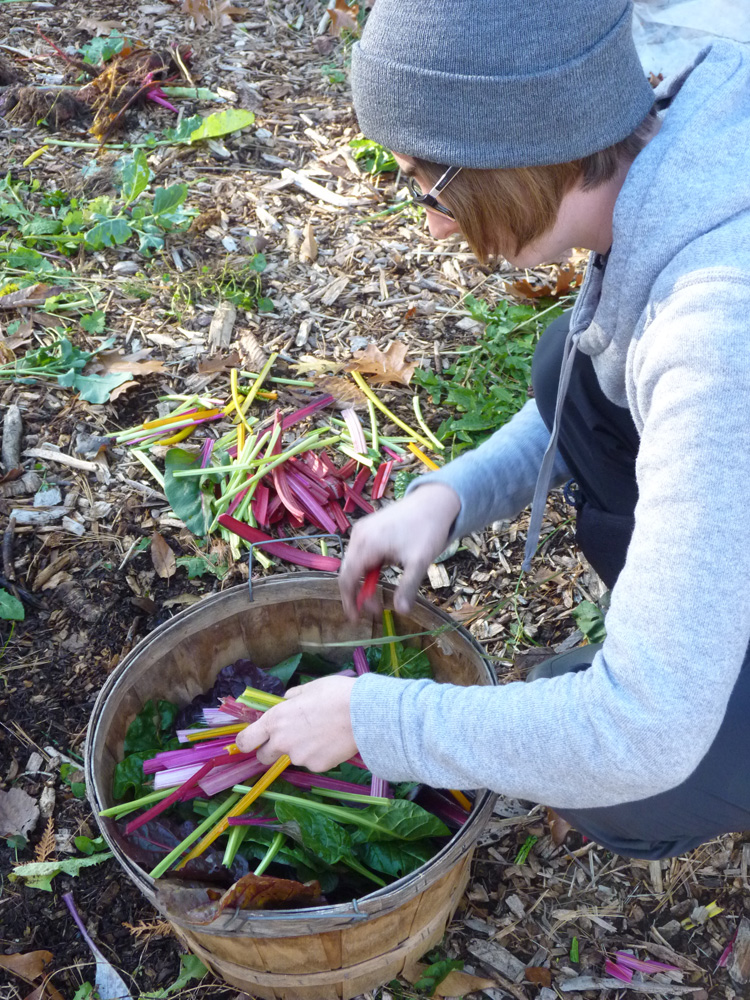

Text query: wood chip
(559, 977), (702, 994)
(468, 939), (527, 983)
(281, 168), (371, 208)
(727, 916), (750, 985)
(208, 301), (238, 351)
(427, 563), (450, 589)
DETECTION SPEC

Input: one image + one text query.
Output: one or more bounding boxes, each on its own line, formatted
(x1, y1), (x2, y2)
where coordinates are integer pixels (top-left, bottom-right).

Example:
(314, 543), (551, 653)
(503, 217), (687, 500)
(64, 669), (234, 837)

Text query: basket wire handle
(247, 533), (343, 602)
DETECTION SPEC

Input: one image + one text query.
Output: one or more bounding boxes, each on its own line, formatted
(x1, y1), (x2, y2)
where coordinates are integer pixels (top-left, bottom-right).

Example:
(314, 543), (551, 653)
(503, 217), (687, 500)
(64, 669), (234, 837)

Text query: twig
(280, 168), (374, 209)
(2, 513), (16, 582)
(23, 448), (99, 472)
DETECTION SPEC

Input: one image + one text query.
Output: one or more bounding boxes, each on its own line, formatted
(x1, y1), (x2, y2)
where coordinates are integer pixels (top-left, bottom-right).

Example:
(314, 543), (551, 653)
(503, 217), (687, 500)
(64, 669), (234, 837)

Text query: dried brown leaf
(93, 350), (165, 376)
(236, 330), (267, 372)
(0, 951), (52, 986)
(407, 964), (497, 997)
(181, 0), (244, 28)
(328, 0), (360, 36)
(525, 966), (552, 988)
(0, 284), (63, 310)
(186, 872), (323, 923)
(77, 17), (126, 33)
(34, 817), (56, 863)
(108, 380), (138, 402)
(0, 786), (39, 839)
(347, 341), (417, 386)
(547, 807), (573, 847)
(151, 531), (176, 580)
(315, 375), (368, 408)
(197, 350), (240, 374)
(510, 265), (581, 301)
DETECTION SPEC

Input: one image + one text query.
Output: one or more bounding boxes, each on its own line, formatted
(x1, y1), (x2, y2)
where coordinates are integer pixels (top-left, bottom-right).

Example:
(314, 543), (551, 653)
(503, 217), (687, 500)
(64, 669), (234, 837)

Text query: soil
(0, 2), (748, 999)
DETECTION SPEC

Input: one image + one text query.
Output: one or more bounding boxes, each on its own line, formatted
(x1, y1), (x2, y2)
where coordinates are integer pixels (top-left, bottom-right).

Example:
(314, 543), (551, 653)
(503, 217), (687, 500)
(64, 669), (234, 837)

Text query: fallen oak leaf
(328, 0), (360, 36)
(315, 374), (368, 408)
(525, 966), (553, 988)
(151, 531), (176, 580)
(347, 341), (417, 386)
(91, 349), (166, 376)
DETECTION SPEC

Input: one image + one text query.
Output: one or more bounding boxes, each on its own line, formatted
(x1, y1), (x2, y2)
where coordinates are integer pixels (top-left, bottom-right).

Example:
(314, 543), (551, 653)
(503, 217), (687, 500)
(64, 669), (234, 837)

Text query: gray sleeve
(351, 281), (750, 810)
(405, 399), (570, 541)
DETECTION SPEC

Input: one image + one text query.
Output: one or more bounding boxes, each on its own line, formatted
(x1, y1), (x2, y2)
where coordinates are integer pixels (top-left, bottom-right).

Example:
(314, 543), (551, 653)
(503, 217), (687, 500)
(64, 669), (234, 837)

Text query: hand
(339, 483), (461, 619)
(235, 676), (358, 771)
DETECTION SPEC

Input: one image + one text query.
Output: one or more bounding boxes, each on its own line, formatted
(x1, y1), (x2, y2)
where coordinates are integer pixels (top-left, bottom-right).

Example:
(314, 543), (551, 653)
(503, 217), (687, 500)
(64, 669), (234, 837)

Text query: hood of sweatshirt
(521, 40), (750, 568)
(575, 40), (750, 408)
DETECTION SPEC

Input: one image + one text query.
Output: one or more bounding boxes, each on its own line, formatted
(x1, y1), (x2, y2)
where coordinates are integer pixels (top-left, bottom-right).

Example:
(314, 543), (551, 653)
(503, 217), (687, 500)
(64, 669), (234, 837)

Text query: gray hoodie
(349, 41), (750, 810)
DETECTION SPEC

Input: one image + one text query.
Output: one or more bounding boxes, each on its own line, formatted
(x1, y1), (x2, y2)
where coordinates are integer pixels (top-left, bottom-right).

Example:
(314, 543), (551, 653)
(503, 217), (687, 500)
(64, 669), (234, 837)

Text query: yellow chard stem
(408, 442), (440, 470)
(382, 609), (401, 678)
(350, 372), (436, 452)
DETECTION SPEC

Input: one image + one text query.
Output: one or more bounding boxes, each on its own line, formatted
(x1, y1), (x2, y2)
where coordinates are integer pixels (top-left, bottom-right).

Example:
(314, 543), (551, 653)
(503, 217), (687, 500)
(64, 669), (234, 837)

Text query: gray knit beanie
(351, 0), (655, 168)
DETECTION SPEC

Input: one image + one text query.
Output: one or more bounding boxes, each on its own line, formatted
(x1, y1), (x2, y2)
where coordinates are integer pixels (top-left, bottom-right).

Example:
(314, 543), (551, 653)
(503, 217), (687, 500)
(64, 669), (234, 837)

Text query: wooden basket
(86, 574), (497, 1000)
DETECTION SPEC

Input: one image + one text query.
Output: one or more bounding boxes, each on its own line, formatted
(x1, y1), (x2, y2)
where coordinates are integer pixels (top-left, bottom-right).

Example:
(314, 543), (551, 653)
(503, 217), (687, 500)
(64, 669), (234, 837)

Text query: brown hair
(413, 107), (658, 261)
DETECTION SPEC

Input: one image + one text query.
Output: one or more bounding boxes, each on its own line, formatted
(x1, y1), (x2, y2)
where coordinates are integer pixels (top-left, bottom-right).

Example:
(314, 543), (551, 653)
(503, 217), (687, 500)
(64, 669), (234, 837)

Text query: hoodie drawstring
(522, 326), (581, 572)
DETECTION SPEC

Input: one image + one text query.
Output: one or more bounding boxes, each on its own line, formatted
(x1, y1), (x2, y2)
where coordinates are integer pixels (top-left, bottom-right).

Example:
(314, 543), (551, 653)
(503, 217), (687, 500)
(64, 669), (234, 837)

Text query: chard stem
(148, 793), (241, 880)
(253, 831), (285, 876)
(99, 787), (175, 818)
(349, 371), (439, 451)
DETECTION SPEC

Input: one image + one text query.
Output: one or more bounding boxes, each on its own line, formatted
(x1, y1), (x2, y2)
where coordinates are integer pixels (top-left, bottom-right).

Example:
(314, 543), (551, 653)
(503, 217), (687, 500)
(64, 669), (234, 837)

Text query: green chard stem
(253, 831), (285, 876)
(99, 787), (175, 819)
(222, 822), (248, 868)
(148, 793), (241, 880)
(233, 787), (405, 838)
(344, 856), (386, 887)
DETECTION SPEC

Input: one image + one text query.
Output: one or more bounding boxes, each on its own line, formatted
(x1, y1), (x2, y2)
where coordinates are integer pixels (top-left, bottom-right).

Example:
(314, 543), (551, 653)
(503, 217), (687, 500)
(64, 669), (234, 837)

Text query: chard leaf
(57, 370), (131, 403)
(274, 800), (353, 866)
(356, 838), (434, 878)
(265, 653), (302, 686)
(121, 149), (151, 204)
(113, 753), (151, 800)
(349, 799), (450, 843)
(164, 448), (209, 536)
(85, 218), (133, 250)
(188, 109), (255, 142)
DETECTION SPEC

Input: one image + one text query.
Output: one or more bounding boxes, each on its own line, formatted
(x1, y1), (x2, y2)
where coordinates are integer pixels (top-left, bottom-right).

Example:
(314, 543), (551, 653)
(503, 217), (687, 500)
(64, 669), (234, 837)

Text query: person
(237, 0), (750, 860)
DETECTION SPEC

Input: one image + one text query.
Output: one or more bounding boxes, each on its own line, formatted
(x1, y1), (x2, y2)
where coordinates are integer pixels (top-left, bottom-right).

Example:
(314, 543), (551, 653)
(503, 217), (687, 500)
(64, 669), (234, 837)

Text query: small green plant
(412, 295), (564, 453)
(0, 587), (24, 621)
(571, 600), (607, 644)
(349, 138), (397, 175)
(61, 762), (87, 799)
(0, 335), (132, 403)
(169, 254), (271, 319)
(79, 30), (129, 66)
(321, 62), (347, 85)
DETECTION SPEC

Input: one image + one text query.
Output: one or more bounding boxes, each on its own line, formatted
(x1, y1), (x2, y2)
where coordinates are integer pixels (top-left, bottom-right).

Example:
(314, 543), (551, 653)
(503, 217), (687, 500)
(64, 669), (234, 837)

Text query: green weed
(413, 295), (566, 453)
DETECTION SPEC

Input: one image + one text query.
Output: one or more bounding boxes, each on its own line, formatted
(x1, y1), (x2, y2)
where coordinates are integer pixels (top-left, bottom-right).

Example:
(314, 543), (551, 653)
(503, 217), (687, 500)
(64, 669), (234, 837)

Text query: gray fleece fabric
(350, 42), (750, 810)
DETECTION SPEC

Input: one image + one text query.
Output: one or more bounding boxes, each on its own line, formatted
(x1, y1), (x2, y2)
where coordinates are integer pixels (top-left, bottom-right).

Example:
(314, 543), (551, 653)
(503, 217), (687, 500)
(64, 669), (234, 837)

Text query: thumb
(235, 714), (269, 753)
(394, 557), (428, 614)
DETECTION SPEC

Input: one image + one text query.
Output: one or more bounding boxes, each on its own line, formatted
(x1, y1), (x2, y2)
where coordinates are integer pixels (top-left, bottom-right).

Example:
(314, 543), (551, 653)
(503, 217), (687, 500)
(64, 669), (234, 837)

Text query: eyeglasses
(404, 165), (462, 219)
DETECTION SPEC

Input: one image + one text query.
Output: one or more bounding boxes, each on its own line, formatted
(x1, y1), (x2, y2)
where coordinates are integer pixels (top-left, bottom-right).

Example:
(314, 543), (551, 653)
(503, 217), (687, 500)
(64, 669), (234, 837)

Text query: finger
(255, 743), (277, 765)
(283, 684), (305, 699)
(394, 558), (428, 614)
(235, 715), (268, 753)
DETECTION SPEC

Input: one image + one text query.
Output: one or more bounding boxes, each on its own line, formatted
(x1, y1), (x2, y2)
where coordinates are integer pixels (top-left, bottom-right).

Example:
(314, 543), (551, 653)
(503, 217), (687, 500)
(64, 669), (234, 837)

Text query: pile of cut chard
(110, 359), (443, 567)
(101, 614), (472, 923)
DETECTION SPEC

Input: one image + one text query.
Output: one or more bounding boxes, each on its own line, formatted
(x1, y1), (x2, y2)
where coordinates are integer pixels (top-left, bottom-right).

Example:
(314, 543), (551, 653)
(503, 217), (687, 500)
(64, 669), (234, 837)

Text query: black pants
(531, 312), (750, 859)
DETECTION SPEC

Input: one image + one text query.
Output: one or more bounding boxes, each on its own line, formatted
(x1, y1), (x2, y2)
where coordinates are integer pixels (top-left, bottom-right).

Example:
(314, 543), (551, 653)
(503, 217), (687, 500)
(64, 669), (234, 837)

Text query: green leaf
(188, 109), (255, 142)
(164, 448), (209, 535)
(0, 248), (55, 273)
(158, 699), (179, 735)
(85, 218), (133, 250)
(79, 30), (127, 65)
(393, 470), (419, 500)
(121, 149), (151, 204)
(356, 838), (434, 878)
(163, 114), (203, 144)
(413, 958), (464, 996)
(348, 138), (397, 175)
(74, 835), (108, 855)
(175, 554), (228, 580)
(0, 588), (24, 621)
(112, 752), (151, 800)
(80, 310), (106, 334)
(349, 800), (450, 844)
(60, 762), (86, 799)
(72, 983), (95, 1000)
(21, 217), (63, 236)
(57, 370), (132, 404)
(266, 653), (302, 686)
(141, 954), (208, 999)
(152, 184), (187, 217)
(570, 601), (607, 644)
(123, 699), (160, 755)
(275, 800), (353, 866)
(12, 851), (112, 891)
